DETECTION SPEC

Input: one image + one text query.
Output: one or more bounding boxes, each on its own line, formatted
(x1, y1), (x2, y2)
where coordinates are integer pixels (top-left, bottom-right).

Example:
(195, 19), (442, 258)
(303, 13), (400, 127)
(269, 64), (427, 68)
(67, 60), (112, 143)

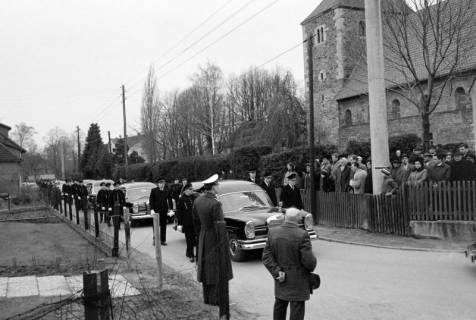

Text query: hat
(287, 173), (297, 180)
(402, 153), (408, 158)
(423, 152), (431, 157)
(113, 181), (120, 186)
(391, 158), (401, 164)
(248, 168), (257, 173)
(381, 168), (391, 176)
(182, 182), (193, 190)
(100, 182), (105, 186)
(156, 177), (166, 183)
(202, 174), (219, 185)
(105, 182), (111, 187)
(263, 170), (273, 178)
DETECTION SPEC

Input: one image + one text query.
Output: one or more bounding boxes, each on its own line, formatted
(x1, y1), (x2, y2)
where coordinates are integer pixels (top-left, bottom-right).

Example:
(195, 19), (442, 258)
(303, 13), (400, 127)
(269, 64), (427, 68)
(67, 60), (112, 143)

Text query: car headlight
(133, 204), (139, 213)
(304, 214), (314, 230)
(244, 221), (255, 239)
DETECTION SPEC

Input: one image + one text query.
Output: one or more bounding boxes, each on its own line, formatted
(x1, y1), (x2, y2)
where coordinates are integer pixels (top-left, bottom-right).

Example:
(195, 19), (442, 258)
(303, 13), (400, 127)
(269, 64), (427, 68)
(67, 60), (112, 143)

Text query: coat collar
(282, 221), (299, 228)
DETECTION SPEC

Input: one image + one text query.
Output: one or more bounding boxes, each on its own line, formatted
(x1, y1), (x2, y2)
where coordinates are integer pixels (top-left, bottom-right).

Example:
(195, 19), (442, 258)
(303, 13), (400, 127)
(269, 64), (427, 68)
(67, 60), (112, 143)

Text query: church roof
(336, 1), (476, 101)
(302, 0), (364, 25)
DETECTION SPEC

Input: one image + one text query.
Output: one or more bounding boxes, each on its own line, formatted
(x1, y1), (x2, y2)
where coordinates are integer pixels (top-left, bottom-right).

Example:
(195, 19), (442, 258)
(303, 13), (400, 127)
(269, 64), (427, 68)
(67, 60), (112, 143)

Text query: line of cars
(84, 178), (317, 262)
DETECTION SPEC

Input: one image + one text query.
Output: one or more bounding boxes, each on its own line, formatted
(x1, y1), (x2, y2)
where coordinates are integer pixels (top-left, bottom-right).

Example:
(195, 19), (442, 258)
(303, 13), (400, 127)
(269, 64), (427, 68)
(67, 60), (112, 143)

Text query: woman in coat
(406, 159), (428, 187)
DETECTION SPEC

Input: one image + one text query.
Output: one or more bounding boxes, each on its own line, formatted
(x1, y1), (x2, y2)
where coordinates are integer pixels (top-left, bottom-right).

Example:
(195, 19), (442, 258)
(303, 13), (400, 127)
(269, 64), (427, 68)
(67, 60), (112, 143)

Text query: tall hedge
(229, 146), (272, 179)
(259, 144), (337, 182)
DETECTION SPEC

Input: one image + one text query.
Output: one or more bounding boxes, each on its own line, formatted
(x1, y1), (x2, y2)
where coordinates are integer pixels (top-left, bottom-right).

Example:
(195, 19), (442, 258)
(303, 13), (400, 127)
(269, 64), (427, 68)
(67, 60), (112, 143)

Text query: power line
(257, 39), (307, 69)
(157, 0), (280, 81)
(124, 0), (235, 91)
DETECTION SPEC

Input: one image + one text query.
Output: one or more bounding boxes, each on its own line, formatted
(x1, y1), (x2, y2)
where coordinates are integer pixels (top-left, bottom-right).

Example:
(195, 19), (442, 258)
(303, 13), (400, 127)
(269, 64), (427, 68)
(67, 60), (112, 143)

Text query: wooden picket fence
(301, 189), (410, 235)
(407, 181), (476, 221)
(301, 180), (476, 236)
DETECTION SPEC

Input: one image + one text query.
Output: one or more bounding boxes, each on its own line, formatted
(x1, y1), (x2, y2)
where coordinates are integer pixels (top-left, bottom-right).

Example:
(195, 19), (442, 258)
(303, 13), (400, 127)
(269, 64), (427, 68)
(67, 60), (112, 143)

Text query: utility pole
(108, 131), (112, 154)
(60, 140), (65, 180)
(365, 0), (390, 194)
(307, 34), (317, 223)
(122, 85), (128, 179)
(76, 126), (81, 172)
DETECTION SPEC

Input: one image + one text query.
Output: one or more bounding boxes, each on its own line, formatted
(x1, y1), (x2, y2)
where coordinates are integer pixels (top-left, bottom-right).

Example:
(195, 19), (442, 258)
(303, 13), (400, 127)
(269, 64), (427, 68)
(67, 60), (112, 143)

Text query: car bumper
(238, 230), (318, 250)
(130, 212), (152, 220)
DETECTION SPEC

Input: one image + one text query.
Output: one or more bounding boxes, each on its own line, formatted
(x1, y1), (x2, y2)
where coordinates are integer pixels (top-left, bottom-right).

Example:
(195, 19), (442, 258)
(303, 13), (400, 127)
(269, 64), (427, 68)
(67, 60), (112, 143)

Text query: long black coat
(96, 188), (109, 209)
(192, 192), (233, 285)
(260, 181), (277, 206)
(262, 222), (317, 301)
(149, 187), (172, 214)
(177, 194), (195, 232)
(280, 185), (303, 209)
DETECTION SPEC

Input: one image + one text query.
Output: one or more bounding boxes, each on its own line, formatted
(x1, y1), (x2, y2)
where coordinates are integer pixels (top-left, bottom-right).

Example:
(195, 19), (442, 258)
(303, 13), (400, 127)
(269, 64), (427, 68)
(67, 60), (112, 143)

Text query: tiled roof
(0, 131), (26, 153)
(336, 1), (476, 100)
(0, 143), (21, 163)
(302, 0), (365, 24)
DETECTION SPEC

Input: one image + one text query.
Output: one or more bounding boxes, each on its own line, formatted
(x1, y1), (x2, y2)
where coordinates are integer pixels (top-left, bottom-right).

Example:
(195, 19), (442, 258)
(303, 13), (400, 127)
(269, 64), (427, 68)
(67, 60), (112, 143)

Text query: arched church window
(345, 109), (352, 126)
(391, 99), (401, 119)
(455, 87), (472, 110)
(359, 21), (366, 37)
(315, 25), (326, 44)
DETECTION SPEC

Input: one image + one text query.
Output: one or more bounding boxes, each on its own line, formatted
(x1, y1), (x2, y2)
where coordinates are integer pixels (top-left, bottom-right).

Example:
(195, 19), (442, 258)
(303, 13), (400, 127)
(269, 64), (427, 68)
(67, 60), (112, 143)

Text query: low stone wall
(410, 220), (476, 242)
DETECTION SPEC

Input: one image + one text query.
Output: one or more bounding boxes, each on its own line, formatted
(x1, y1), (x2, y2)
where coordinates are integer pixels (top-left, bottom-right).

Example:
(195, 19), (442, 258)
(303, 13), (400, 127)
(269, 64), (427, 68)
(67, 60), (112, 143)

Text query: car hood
(224, 207), (281, 227)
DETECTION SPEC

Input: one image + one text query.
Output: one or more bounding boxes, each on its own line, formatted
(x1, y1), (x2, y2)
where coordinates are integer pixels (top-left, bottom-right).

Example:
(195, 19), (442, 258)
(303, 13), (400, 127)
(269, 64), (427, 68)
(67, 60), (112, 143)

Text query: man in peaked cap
(192, 174), (233, 320)
(279, 173), (303, 210)
(149, 177), (173, 245)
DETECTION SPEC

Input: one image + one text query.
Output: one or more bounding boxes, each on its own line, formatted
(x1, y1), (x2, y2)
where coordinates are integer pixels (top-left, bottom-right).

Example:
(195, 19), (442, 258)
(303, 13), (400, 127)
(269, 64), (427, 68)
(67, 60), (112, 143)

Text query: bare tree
(11, 122), (36, 151)
(141, 66), (161, 163)
(383, 0), (476, 148)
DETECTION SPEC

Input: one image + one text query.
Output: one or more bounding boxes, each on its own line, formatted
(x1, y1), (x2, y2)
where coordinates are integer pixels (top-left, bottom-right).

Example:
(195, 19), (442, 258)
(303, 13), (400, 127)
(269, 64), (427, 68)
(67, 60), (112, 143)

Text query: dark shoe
(190, 257), (195, 263)
(161, 242), (167, 246)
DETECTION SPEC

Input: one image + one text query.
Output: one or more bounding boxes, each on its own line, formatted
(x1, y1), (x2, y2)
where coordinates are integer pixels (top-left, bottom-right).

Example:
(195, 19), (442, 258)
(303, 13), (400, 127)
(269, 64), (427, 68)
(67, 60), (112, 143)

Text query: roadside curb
(317, 235), (465, 253)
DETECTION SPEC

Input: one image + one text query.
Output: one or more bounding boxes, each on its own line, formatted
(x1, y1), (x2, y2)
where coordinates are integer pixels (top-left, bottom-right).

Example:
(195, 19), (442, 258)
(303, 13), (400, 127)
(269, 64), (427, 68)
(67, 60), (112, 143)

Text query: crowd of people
(269, 143), (476, 196)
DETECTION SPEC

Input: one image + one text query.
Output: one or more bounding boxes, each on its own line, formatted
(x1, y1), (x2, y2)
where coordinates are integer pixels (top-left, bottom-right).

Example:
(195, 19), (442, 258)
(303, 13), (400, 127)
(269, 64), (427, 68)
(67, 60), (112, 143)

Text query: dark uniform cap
(288, 173), (297, 180)
(156, 177), (166, 183)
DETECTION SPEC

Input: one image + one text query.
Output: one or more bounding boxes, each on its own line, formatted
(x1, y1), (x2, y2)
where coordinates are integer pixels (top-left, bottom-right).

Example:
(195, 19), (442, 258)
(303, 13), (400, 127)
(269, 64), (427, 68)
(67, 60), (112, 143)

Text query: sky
(0, 0), (321, 148)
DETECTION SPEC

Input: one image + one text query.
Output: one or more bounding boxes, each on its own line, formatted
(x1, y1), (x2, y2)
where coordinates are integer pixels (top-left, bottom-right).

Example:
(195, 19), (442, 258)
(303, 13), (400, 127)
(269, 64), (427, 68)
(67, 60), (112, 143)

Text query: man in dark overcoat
(96, 182), (109, 222)
(192, 174), (233, 320)
(108, 182), (125, 226)
(149, 177), (173, 245)
(247, 168), (258, 184)
(177, 182), (197, 262)
(261, 172), (277, 206)
(279, 173), (303, 209)
(262, 208), (317, 320)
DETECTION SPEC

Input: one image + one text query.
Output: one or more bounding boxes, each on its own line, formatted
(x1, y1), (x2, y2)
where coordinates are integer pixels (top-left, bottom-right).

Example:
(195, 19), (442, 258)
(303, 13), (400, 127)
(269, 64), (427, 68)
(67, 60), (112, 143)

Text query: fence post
(94, 206), (100, 238)
(83, 269), (111, 320)
(112, 202), (120, 257)
(75, 197), (80, 225)
(123, 208), (131, 256)
(68, 196), (73, 221)
(152, 212), (163, 291)
(83, 199), (89, 230)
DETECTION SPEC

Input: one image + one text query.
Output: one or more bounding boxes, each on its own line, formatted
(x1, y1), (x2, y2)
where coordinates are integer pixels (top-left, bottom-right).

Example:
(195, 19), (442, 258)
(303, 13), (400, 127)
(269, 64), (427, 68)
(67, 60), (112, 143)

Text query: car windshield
(219, 191), (272, 213)
(126, 188), (152, 202)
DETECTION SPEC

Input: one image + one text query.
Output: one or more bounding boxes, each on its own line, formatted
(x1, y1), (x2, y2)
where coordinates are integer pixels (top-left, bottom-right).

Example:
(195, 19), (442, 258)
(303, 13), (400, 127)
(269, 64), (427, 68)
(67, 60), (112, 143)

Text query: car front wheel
(228, 234), (247, 262)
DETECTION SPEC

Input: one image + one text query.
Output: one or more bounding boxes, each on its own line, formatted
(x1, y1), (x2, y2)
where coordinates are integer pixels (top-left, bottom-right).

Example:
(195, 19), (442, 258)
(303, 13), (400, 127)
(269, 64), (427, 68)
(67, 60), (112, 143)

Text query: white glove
(101, 207), (105, 210)
(177, 225), (183, 232)
(167, 210), (174, 217)
(150, 209), (155, 215)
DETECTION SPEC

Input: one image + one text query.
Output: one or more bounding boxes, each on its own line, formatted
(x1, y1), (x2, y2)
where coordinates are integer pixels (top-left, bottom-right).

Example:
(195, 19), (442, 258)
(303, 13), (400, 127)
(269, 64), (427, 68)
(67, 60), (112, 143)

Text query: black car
(120, 182), (156, 226)
(465, 242), (476, 263)
(190, 180), (317, 261)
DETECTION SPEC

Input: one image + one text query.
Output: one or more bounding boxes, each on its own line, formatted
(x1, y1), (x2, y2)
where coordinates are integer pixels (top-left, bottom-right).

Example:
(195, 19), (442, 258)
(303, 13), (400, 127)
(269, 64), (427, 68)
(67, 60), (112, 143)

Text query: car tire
(228, 234), (247, 262)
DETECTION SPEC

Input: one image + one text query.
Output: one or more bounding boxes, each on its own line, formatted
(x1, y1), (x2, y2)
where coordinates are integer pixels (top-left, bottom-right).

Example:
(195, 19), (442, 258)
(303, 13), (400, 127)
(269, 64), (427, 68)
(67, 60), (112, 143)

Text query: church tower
(301, 0), (366, 145)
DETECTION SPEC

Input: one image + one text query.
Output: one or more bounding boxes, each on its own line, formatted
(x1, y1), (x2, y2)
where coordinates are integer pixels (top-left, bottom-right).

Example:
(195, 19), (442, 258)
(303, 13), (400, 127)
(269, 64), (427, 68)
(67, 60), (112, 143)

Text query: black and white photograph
(1, 0), (475, 319)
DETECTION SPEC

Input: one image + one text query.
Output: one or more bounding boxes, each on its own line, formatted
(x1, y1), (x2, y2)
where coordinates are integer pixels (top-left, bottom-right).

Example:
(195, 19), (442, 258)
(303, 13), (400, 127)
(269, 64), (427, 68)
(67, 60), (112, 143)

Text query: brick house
(0, 123), (26, 195)
(301, 0), (476, 150)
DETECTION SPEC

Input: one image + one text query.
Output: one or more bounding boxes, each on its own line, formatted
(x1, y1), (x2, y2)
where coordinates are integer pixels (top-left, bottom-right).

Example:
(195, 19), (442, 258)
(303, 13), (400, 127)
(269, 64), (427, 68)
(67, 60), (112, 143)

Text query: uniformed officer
(176, 182), (197, 262)
(149, 177), (173, 245)
(192, 174), (233, 320)
(280, 173), (303, 210)
(96, 182), (109, 222)
(109, 181), (126, 222)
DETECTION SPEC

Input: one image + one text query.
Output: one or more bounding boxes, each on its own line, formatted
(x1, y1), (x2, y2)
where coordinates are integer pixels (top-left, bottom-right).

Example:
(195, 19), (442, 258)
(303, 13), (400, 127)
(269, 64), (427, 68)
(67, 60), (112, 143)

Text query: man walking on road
(263, 208), (317, 320)
(149, 177), (173, 245)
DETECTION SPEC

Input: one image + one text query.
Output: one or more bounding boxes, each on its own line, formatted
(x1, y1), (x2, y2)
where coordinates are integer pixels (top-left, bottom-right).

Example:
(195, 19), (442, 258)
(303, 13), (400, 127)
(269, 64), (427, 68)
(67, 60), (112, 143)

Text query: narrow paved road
(100, 219), (475, 320)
